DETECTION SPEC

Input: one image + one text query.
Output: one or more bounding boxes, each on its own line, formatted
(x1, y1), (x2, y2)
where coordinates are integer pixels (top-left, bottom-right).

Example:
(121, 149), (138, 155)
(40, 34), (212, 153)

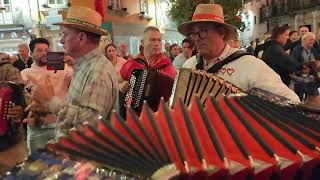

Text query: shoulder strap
(134, 58), (147, 66)
(135, 57), (170, 70)
(196, 50), (251, 73)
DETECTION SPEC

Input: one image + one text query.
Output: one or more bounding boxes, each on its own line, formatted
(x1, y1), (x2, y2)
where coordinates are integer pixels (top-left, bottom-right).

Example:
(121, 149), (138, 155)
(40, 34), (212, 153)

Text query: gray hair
(18, 43), (29, 50)
(302, 32), (316, 44)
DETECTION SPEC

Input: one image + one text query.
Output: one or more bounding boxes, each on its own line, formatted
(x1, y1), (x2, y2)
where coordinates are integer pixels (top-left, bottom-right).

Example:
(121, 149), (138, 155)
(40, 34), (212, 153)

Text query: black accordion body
(172, 68), (241, 107)
(125, 68), (175, 113)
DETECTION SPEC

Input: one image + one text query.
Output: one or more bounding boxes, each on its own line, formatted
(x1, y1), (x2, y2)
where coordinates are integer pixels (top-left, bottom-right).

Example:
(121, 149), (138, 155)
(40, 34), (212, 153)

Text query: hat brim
(178, 20), (237, 41)
(53, 22), (108, 36)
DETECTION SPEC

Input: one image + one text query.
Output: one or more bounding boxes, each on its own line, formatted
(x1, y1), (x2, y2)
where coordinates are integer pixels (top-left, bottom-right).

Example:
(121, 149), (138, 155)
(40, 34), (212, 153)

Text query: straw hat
(178, 4), (237, 41)
(54, 6), (108, 36)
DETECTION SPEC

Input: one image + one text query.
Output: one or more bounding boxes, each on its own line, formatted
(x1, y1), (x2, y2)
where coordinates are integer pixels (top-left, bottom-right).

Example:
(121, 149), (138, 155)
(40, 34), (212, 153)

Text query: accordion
(0, 81), (25, 151)
(0, 82), (24, 135)
(125, 68), (175, 113)
(171, 68), (241, 108)
(49, 93), (320, 179)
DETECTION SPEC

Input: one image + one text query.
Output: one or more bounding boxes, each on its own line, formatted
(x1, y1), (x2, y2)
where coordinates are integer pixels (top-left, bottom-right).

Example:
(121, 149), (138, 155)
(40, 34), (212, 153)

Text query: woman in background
(105, 44), (126, 75)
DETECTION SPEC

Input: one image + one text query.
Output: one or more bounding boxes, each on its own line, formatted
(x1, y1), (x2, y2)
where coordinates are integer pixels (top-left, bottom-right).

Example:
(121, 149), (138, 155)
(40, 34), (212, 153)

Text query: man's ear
(78, 32), (87, 45)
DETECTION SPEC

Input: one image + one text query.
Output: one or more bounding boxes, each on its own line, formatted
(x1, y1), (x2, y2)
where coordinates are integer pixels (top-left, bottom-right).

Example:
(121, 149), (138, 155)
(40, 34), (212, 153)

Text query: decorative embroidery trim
(220, 67), (235, 75)
(65, 18), (99, 29)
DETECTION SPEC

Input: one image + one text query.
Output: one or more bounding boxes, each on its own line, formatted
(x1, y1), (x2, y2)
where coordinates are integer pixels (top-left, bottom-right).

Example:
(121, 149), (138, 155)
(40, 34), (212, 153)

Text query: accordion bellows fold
(48, 94), (320, 179)
(171, 68), (241, 108)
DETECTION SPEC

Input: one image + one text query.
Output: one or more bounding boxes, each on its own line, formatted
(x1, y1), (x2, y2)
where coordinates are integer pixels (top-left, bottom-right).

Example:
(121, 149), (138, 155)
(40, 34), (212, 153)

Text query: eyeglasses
(187, 29), (208, 41)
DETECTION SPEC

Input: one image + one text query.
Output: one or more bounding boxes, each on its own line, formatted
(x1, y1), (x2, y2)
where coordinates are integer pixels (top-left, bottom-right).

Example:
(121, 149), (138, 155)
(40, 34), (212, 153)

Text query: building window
(140, 0), (148, 14)
(1, 0), (11, 12)
(109, 0), (122, 10)
(48, 0), (67, 6)
(0, 0), (13, 24)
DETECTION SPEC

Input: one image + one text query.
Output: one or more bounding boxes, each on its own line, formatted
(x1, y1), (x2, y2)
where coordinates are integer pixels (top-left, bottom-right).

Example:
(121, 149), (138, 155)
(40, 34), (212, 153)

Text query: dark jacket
(246, 46), (255, 55)
(291, 44), (320, 65)
(254, 43), (264, 57)
(262, 40), (299, 86)
(284, 39), (300, 52)
(12, 56), (32, 71)
(313, 40), (320, 54)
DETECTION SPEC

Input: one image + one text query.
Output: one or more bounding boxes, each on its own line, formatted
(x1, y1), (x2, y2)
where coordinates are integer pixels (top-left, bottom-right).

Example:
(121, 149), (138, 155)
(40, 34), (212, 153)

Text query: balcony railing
(260, 0), (320, 22)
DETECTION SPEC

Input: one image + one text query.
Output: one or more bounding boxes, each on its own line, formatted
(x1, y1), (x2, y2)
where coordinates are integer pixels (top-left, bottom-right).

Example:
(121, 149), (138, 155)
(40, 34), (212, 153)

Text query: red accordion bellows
(49, 95), (320, 179)
(0, 85), (13, 136)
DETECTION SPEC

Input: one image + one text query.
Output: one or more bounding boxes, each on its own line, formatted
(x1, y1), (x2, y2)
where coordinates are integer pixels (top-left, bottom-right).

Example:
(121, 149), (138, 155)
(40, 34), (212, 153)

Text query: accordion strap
(196, 50), (251, 73)
(134, 58), (169, 70)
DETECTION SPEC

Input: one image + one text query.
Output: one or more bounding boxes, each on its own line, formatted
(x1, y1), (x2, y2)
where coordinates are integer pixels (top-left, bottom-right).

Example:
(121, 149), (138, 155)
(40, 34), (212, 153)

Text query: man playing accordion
(179, 4), (300, 102)
(119, 26), (176, 114)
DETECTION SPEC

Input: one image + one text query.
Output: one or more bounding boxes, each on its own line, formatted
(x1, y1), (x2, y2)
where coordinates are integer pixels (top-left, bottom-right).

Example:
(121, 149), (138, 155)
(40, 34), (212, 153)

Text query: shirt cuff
(47, 96), (63, 115)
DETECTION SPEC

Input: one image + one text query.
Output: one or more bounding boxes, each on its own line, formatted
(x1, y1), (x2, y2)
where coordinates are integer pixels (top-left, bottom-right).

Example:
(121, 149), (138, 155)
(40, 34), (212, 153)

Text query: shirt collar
(74, 48), (100, 70)
(205, 44), (231, 70)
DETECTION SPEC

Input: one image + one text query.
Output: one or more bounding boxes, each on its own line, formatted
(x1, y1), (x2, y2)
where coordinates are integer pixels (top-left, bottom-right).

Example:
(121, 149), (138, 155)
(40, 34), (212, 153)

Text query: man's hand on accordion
(118, 81), (130, 93)
(7, 103), (24, 123)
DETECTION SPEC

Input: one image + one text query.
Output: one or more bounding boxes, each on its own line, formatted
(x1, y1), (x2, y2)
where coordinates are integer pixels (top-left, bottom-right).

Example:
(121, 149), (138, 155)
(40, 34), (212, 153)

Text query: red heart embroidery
(220, 68), (226, 74)
(227, 68), (235, 75)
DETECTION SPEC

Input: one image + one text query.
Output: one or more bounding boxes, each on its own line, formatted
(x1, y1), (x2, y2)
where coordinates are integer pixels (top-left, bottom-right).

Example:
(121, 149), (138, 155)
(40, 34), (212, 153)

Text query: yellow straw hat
(178, 4), (237, 41)
(54, 6), (108, 36)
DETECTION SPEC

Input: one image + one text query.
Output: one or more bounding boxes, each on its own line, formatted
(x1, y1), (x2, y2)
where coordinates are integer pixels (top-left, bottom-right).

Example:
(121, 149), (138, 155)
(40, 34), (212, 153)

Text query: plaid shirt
(49, 48), (119, 138)
(0, 61), (23, 83)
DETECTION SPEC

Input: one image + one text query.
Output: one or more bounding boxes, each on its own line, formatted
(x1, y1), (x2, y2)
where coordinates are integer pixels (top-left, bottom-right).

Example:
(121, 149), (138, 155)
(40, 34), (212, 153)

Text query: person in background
(284, 31), (299, 54)
(119, 26), (176, 93)
(262, 25), (299, 86)
(118, 41), (132, 60)
(10, 55), (18, 64)
(172, 38), (194, 72)
(13, 43), (33, 71)
(291, 32), (319, 65)
(164, 42), (171, 58)
(0, 52), (22, 83)
(254, 32), (271, 58)
(0, 52), (26, 175)
(105, 44), (126, 75)
(291, 32), (319, 101)
(285, 26), (309, 53)
(228, 38), (241, 49)
(291, 61), (320, 106)
(105, 43), (128, 119)
(26, 6), (119, 139)
(21, 38), (73, 154)
(169, 43), (181, 62)
(246, 40), (256, 55)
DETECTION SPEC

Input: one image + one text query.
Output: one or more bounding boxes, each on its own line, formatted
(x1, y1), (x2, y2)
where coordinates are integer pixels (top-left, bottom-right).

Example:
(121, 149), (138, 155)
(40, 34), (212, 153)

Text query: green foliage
(169, 0), (246, 32)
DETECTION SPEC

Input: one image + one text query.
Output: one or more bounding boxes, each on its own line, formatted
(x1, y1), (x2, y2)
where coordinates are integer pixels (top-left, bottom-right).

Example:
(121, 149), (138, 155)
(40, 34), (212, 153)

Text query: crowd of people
(250, 25), (320, 107)
(0, 3), (319, 176)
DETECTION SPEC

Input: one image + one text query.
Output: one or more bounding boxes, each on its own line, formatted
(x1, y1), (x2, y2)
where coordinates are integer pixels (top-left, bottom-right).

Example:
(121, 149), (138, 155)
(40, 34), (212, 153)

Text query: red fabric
(192, 14), (224, 23)
(120, 53), (176, 81)
(95, 0), (104, 20)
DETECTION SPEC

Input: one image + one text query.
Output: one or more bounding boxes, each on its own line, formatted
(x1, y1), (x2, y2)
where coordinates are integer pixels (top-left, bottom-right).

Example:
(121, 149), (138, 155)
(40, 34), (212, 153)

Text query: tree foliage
(169, 0), (245, 32)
